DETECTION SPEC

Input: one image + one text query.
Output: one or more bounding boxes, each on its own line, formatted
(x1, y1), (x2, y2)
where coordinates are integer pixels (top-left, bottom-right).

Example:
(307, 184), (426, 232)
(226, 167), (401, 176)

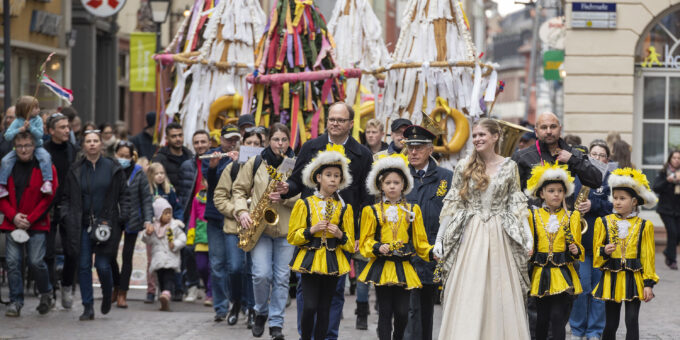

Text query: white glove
(433, 241), (443, 259)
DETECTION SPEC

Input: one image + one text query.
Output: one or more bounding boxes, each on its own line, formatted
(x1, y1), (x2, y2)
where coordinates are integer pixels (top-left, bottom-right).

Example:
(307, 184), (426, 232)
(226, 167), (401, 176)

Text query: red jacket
(0, 165), (58, 232)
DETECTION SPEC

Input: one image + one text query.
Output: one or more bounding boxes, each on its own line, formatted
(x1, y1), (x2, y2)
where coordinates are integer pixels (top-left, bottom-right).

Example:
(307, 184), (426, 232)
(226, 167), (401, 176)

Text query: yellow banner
(130, 32), (156, 92)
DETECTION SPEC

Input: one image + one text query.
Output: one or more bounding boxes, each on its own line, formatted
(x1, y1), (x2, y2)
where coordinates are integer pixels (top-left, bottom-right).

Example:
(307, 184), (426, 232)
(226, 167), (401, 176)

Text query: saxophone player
(231, 124), (298, 340)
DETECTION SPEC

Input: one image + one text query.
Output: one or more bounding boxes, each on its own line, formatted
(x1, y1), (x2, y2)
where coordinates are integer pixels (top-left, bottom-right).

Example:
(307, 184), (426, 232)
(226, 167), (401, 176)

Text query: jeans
(207, 219), (230, 316)
(296, 272), (346, 339)
(354, 259), (369, 303)
(0, 147), (53, 185)
(569, 254), (605, 338)
(225, 233), (254, 309)
(78, 227), (113, 306)
(6, 232), (52, 306)
(251, 235), (294, 327)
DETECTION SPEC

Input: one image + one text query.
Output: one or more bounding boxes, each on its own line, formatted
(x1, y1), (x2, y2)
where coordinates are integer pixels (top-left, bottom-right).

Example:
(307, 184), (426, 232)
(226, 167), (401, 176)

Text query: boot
(80, 304), (95, 321)
(61, 286), (73, 309)
(269, 326), (285, 340)
(111, 287), (118, 304)
(227, 302), (241, 325)
(247, 308), (256, 329)
(355, 301), (369, 330)
(37, 293), (53, 315)
(252, 314), (267, 337)
(159, 290), (171, 311)
(116, 290), (128, 308)
(184, 285), (198, 302)
(101, 288), (112, 315)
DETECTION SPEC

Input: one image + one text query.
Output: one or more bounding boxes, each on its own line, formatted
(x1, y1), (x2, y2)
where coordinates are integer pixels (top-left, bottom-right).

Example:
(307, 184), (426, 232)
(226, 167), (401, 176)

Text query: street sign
(544, 50), (564, 81)
(571, 2), (616, 29)
(81, 0), (127, 17)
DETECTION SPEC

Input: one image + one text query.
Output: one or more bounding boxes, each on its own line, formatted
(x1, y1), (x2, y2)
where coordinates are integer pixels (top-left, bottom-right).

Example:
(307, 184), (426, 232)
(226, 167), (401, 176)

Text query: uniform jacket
(406, 158), (453, 284)
(213, 162), (239, 234)
(0, 165), (58, 232)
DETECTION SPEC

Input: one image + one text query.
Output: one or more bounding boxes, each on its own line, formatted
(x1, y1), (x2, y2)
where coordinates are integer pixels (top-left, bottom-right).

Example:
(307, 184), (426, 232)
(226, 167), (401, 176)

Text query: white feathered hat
(525, 162), (575, 200)
(302, 144), (352, 190)
(365, 153), (414, 196)
(608, 168), (658, 209)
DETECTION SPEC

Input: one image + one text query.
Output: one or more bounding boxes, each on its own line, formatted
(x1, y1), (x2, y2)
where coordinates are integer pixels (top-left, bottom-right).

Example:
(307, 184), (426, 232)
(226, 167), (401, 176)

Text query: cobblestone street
(1, 252), (679, 339)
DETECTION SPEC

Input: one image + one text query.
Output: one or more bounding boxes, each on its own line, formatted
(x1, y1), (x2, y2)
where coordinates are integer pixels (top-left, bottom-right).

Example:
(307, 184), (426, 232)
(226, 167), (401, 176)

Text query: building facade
(563, 0), (680, 181)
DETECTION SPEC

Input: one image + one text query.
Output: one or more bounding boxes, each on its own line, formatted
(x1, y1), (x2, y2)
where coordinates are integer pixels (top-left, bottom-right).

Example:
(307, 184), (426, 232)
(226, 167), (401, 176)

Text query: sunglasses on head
(245, 126), (267, 134)
(84, 129), (101, 134)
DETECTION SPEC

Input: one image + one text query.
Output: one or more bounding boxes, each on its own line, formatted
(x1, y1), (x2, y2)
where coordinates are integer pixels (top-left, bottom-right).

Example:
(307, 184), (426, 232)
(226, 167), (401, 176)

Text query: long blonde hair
(459, 118), (502, 202)
(148, 163), (172, 194)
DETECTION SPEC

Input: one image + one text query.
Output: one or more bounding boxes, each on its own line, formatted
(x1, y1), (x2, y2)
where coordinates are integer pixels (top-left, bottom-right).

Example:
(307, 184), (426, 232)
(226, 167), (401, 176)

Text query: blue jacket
(406, 158), (453, 285)
(6, 116), (44, 147)
(201, 147), (233, 223)
(573, 172), (612, 253)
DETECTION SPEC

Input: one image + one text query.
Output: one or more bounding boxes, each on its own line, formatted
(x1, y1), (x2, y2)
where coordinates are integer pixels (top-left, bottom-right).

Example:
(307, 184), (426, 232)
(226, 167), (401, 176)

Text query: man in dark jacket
(130, 111), (158, 160)
(0, 132), (58, 317)
(202, 125), (240, 321)
(402, 125), (453, 340)
(43, 113), (80, 309)
(374, 118), (411, 159)
(277, 102), (373, 340)
(512, 112), (602, 193)
(152, 122), (193, 189)
(176, 129), (212, 302)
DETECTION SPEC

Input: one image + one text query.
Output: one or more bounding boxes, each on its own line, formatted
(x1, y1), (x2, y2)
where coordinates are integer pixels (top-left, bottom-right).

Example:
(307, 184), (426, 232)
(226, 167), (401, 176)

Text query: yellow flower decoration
(612, 167), (650, 190)
(526, 161), (575, 196)
(375, 152), (409, 167)
(324, 143), (351, 163)
(436, 180), (448, 197)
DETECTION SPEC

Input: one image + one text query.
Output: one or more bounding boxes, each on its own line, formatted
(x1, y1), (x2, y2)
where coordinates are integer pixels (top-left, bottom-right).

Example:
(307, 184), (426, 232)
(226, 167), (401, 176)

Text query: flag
(41, 74), (74, 103)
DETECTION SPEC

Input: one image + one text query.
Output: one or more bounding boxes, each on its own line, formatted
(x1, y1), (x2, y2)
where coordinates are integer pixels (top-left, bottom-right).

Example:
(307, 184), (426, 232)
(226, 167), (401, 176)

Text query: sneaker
(144, 293), (155, 304)
(0, 185), (8, 198)
(214, 314), (227, 322)
(61, 286), (73, 309)
(37, 293), (53, 315)
(159, 291), (171, 311)
(204, 297), (213, 307)
(270, 326), (285, 340)
(40, 181), (53, 195)
(5, 302), (21, 317)
(184, 286), (198, 302)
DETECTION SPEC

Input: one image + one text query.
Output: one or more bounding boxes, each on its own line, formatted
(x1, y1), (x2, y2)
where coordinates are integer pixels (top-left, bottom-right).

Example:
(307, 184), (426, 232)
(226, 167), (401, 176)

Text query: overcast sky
(494, 0), (526, 15)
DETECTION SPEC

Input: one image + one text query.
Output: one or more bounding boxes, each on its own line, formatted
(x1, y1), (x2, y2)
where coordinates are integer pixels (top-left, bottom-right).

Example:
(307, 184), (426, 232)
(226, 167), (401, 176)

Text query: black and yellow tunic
(358, 202), (433, 290)
(528, 207), (584, 297)
(592, 214), (658, 302)
(287, 195), (355, 276)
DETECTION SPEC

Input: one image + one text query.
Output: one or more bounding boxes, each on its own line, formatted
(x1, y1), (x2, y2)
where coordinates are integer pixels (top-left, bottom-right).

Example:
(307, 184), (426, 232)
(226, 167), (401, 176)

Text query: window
(640, 74), (680, 180)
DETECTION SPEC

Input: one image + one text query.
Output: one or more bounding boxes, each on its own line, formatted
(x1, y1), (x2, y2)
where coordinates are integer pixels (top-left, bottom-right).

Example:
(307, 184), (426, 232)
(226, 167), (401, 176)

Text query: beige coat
(232, 156), (299, 239)
(213, 162), (240, 235)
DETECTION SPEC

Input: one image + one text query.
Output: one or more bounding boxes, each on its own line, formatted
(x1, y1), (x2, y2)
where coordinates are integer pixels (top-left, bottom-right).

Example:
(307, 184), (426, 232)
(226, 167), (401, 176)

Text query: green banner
(130, 32), (156, 92)
(543, 50), (565, 81)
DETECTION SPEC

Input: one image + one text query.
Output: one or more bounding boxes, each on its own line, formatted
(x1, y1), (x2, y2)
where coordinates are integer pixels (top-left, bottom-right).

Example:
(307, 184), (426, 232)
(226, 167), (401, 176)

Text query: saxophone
(573, 186), (590, 235)
(237, 162), (286, 252)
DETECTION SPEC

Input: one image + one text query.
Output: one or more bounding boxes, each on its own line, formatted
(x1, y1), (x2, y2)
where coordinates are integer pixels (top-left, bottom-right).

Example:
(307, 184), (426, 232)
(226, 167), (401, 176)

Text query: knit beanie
(153, 197), (172, 220)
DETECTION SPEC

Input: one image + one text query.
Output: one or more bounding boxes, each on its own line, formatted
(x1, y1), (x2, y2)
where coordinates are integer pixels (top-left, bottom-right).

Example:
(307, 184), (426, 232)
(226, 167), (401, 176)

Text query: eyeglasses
(590, 153), (608, 159)
(84, 129), (101, 134)
(15, 144), (35, 150)
(328, 118), (351, 124)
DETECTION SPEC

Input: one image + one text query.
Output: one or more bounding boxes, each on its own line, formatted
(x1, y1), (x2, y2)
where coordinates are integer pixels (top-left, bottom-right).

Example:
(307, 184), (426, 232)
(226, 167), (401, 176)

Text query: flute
(198, 152), (232, 159)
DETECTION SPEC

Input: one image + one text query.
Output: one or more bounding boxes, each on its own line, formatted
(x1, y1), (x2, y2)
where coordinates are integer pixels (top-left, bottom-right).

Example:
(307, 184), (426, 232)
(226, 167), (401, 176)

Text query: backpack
(229, 156), (263, 182)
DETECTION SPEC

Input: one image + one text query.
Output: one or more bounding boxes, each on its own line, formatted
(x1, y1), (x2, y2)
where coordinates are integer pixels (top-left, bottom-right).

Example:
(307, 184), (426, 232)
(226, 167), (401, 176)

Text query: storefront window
(12, 50), (65, 110)
(643, 77), (665, 119)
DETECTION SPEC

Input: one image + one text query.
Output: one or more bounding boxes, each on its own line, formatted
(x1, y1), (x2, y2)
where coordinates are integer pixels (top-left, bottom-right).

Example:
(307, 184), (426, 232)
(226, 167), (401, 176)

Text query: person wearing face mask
(43, 113), (80, 309)
(109, 141), (154, 308)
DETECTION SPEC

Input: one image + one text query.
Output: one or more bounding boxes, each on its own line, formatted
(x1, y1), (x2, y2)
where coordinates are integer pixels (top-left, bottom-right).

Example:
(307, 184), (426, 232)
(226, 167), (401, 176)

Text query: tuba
(495, 119), (532, 157)
(237, 154), (289, 252)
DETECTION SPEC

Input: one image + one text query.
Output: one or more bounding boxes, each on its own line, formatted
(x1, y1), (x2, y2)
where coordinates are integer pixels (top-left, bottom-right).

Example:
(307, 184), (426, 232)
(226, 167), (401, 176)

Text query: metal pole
(3, 0), (11, 110)
(474, 0), (485, 52)
(155, 22), (161, 53)
(524, 0), (542, 122)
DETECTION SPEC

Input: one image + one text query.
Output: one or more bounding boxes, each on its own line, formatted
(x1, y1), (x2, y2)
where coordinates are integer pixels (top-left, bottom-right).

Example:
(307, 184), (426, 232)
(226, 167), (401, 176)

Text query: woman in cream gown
(433, 119), (533, 340)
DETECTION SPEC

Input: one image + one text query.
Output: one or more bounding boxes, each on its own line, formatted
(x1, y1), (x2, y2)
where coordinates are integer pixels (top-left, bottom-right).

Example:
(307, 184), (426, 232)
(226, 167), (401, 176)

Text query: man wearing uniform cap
(374, 118), (412, 159)
(403, 125), (453, 340)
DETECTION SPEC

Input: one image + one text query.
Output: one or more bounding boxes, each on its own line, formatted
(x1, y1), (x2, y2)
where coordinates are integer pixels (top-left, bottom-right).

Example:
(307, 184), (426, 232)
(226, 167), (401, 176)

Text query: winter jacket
(122, 164), (154, 232)
(573, 172), (613, 252)
(230, 152), (300, 238)
(512, 138), (603, 191)
(152, 146), (193, 189)
(0, 164), (58, 232)
(130, 130), (157, 161)
(202, 147), (233, 223)
(406, 158), (453, 285)
(653, 170), (680, 217)
(142, 219), (186, 273)
(60, 156), (127, 258)
(178, 156), (202, 223)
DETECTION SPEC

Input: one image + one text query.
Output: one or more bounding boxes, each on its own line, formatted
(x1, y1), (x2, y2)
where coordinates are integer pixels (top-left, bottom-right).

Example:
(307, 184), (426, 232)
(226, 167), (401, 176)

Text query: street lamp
(149, 0), (171, 53)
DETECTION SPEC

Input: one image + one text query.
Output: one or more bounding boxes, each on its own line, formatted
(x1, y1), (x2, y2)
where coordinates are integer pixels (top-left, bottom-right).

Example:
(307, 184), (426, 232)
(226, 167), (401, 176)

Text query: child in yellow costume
(593, 167), (659, 340)
(358, 154), (433, 340)
(525, 162), (584, 340)
(287, 144), (355, 340)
